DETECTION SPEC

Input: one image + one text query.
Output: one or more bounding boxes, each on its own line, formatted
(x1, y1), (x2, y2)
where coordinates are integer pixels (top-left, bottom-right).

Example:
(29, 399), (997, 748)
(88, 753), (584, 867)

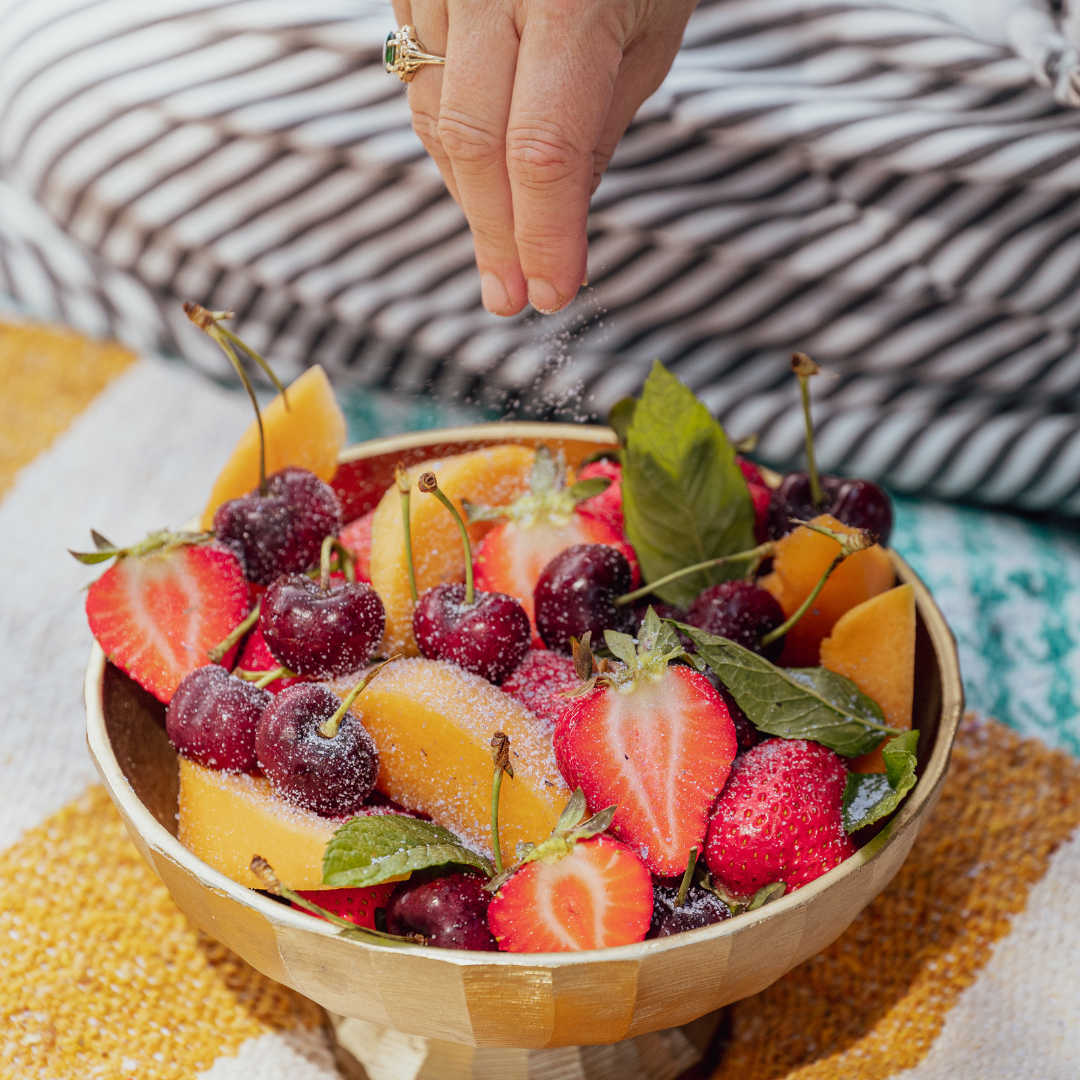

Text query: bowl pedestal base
(327, 1010), (722, 1080)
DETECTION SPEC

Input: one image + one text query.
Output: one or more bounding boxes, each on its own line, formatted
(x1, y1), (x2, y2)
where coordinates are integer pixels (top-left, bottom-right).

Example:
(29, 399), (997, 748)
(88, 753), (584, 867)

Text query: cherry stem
(759, 524), (872, 647)
(792, 351), (824, 508)
(418, 472), (474, 605)
(208, 601), (260, 664)
(249, 856), (421, 942)
(396, 464), (418, 603)
(615, 542), (776, 606)
(318, 657), (397, 739)
(675, 846), (698, 909)
(490, 731), (513, 875)
(320, 535), (356, 592)
(183, 303), (288, 497)
(234, 665), (296, 689)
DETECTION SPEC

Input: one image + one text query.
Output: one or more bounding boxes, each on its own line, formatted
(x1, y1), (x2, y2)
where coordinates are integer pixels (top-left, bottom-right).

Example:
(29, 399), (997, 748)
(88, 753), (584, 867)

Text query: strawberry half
(468, 447), (639, 636)
(553, 611), (738, 877)
(85, 538), (250, 703)
(500, 648), (579, 729)
(706, 738), (856, 894)
(488, 834), (652, 952)
(339, 509), (374, 583)
(293, 883), (395, 929)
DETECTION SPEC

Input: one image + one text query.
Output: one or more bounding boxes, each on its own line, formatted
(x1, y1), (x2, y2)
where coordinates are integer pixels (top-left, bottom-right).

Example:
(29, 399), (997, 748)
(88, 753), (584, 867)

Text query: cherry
(647, 878), (731, 939)
(685, 580), (786, 661)
(410, 470), (531, 684)
(166, 664), (269, 771)
(214, 466), (342, 586)
(255, 676), (380, 817)
(260, 573), (385, 679)
(706, 674), (761, 751)
(534, 543), (635, 654)
(830, 478), (893, 546)
(766, 472), (841, 541)
(413, 583), (531, 684)
(384, 869), (497, 950)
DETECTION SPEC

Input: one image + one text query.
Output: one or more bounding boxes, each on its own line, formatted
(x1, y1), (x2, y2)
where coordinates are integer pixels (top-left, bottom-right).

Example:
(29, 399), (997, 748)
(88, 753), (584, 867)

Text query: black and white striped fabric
(3, 0), (1080, 516)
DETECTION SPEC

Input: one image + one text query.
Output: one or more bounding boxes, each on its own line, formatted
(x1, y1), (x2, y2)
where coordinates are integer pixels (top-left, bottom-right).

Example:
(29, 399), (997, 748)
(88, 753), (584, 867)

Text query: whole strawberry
(500, 648), (579, 729)
(705, 738), (856, 895)
(553, 610), (738, 877)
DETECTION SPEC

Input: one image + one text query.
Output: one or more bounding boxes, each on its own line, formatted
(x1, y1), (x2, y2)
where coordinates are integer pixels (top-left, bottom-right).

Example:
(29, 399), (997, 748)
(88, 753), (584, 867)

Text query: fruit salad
(78, 310), (922, 954)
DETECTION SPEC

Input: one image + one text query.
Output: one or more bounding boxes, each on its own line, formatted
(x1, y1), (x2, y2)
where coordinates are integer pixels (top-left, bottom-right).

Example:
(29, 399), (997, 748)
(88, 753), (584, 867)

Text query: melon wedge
(760, 514), (895, 667)
(331, 658), (571, 863)
(820, 583), (916, 773)
(368, 445), (536, 655)
(200, 365), (346, 530)
(178, 757), (342, 889)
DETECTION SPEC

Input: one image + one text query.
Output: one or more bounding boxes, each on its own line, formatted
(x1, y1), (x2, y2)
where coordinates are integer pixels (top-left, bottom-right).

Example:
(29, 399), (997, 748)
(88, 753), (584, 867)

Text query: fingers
(402, 1), (461, 205)
(439, 2), (525, 315)
(507, 7), (623, 312)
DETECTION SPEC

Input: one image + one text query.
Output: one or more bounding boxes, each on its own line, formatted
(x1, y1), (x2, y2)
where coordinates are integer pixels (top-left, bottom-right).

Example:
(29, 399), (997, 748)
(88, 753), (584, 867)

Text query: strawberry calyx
(484, 787), (616, 893)
(69, 528), (215, 567)
(568, 607), (696, 698)
(464, 446), (610, 530)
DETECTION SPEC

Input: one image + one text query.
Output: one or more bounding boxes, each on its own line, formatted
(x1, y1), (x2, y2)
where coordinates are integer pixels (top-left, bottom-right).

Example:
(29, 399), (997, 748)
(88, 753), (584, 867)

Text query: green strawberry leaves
(322, 815), (494, 889)
(676, 624), (897, 758)
(842, 730), (920, 832)
(620, 363), (756, 607)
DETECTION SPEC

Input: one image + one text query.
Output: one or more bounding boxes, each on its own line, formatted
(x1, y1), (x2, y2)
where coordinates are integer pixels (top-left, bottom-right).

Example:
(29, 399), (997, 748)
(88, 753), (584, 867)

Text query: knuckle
(505, 126), (589, 189)
(437, 111), (503, 164)
(410, 110), (443, 154)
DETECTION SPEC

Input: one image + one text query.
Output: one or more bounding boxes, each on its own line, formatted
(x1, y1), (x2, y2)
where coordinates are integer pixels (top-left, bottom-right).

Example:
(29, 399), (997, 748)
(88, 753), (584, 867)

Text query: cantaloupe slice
(178, 757), (342, 889)
(369, 445), (536, 655)
(331, 658), (572, 863)
(761, 514), (895, 667)
(820, 583), (916, 773)
(200, 365), (346, 530)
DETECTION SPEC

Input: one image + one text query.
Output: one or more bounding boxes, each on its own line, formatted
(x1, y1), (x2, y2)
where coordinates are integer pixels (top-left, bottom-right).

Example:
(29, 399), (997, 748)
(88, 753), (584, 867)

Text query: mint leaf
(322, 815), (494, 888)
(747, 881), (787, 910)
(609, 397), (637, 444)
(621, 363), (755, 607)
(678, 624), (895, 758)
(842, 729), (920, 832)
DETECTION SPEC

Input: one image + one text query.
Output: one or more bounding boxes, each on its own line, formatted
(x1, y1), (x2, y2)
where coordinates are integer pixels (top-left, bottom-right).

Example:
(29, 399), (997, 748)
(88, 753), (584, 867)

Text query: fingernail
(527, 278), (562, 314)
(481, 272), (510, 315)
(582, 271), (589, 287)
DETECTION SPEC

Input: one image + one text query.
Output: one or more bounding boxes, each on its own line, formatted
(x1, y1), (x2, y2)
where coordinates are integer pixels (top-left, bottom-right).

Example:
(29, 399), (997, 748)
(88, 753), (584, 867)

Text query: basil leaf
(842, 729), (920, 832)
(679, 625), (895, 758)
(609, 396), (637, 444)
(622, 362), (755, 607)
(322, 814), (494, 888)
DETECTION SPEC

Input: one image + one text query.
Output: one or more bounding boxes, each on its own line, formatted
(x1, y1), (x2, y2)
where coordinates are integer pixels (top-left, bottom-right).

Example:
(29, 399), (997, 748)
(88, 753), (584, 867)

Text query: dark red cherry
(255, 682), (378, 816)
(766, 472), (842, 540)
(830, 478), (893, 546)
(534, 543), (634, 654)
(413, 583), (530, 684)
(214, 466), (342, 586)
(685, 580), (786, 661)
(260, 574), (385, 679)
(166, 664), (269, 771)
(385, 869), (497, 950)
(647, 878), (731, 939)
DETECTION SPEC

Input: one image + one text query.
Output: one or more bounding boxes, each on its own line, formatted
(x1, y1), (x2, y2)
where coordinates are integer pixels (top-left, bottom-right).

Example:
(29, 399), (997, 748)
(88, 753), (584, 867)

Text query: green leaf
(842, 729), (920, 832)
(678, 625), (895, 758)
(609, 397), (637, 444)
(747, 881), (787, 911)
(567, 477), (611, 502)
(621, 363), (755, 606)
(322, 815), (494, 888)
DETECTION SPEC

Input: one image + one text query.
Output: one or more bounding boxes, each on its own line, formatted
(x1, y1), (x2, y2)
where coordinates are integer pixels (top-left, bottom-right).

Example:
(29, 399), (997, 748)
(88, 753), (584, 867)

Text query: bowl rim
(85, 420), (965, 969)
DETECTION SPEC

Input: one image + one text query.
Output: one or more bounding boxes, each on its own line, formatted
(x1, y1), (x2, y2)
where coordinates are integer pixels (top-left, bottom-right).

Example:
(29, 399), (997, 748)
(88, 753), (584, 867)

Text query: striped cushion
(1, 0), (1079, 514)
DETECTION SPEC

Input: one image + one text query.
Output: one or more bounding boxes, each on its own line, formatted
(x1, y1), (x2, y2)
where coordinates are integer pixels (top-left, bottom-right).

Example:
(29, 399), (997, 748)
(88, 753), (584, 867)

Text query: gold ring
(385, 25), (446, 82)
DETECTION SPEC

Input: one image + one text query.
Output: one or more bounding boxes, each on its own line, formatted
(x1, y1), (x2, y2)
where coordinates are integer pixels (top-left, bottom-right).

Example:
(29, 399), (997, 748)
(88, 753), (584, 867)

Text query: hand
(392, 0), (696, 315)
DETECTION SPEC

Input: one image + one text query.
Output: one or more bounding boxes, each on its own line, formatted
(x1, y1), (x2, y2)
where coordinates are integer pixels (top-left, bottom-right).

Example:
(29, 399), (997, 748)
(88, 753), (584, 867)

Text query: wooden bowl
(84, 422), (964, 1050)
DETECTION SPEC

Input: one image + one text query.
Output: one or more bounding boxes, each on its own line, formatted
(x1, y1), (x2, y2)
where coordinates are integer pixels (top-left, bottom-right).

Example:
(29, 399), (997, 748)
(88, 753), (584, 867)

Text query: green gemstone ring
(385, 25), (445, 82)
